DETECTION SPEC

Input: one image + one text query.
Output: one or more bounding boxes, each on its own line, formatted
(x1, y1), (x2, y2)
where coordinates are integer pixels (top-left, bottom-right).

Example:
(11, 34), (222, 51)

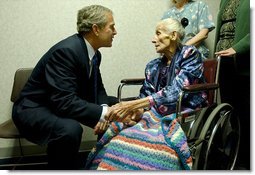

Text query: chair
(0, 68), (33, 158)
(117, 57), (240, 170)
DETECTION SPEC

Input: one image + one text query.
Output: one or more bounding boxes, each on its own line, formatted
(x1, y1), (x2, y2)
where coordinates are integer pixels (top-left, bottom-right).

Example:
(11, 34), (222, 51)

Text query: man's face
(152, 24), (172, 54)
(98, 13), (117, 47)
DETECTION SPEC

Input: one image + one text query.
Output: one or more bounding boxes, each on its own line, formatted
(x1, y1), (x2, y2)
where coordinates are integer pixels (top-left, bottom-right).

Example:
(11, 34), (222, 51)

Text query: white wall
(0, 0), (219, 153)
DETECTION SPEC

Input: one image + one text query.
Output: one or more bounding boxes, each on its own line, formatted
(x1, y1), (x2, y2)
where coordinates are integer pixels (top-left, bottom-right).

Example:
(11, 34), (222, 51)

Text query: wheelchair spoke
(193, 103), (240, 170)
(204, 115), (240, 169)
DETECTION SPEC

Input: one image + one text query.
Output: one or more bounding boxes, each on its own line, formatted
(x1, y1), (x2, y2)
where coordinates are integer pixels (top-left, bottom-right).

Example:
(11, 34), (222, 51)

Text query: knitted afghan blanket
(85, 108), (192, 170)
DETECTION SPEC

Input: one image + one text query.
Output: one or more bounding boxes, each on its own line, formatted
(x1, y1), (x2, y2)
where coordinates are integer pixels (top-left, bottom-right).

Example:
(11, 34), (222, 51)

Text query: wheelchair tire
(187, 104), (216, 140)
(192, 103), (240, 170)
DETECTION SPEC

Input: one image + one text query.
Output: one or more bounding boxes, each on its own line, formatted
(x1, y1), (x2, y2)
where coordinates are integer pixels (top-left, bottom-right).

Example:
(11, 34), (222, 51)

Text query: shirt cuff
(100, 104), (108, 122)
(148, 96), (155, 107)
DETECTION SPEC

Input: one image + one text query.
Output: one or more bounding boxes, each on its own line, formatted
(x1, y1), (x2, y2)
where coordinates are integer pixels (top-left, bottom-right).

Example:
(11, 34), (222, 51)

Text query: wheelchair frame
(117, 56), (240, 170)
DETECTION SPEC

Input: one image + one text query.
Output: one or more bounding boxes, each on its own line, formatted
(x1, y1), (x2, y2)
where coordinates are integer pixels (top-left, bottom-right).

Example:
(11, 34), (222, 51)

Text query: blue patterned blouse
(139, 45), (208, 116)
(162, 1), (215, 60)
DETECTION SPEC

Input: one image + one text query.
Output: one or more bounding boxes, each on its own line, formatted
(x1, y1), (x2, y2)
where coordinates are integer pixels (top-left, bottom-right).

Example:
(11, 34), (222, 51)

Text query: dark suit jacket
(13, 34), (110, 128)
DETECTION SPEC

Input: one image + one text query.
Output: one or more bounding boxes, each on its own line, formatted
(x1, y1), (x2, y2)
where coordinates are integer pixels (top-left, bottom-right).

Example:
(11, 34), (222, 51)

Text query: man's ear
(92, 24), (100, 36)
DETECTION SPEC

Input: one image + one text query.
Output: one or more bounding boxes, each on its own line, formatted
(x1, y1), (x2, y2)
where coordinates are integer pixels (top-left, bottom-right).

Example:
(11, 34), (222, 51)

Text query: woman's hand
(215, 48), (236, 57)
(105, 101), (134, 122)
(104, 97), (150, 124)
(122, 108), (144, 126)
(94, 108), (143, 135)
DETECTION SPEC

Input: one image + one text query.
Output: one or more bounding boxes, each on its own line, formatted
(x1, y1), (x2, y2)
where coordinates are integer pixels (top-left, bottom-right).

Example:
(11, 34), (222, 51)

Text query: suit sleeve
(45, 48), (102, 127)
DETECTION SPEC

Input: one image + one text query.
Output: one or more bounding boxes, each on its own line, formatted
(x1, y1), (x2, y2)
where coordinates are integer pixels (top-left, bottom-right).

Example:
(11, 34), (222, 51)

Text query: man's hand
(94, 120), (110, 135)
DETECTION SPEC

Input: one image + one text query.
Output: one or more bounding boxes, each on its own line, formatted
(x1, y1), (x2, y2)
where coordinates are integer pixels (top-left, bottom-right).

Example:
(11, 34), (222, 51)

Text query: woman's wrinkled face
(152, 24), (171, 54)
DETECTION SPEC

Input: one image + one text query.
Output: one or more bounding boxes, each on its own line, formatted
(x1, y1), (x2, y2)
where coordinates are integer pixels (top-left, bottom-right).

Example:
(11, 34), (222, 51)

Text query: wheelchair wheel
(192, 103), (240, 170)
(187, 104), (217, 140)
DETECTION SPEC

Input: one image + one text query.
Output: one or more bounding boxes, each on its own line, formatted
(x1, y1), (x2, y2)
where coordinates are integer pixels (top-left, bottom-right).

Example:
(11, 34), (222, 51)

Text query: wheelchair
(117, 56), (240, 170)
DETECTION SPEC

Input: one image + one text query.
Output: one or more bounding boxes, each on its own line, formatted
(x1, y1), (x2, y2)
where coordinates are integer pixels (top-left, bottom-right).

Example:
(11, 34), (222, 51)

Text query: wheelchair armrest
(182, 83), (219, 93)
(120, 78), (145, 85)
(118, 78), (145, 102)
(176, 83), (219, 122)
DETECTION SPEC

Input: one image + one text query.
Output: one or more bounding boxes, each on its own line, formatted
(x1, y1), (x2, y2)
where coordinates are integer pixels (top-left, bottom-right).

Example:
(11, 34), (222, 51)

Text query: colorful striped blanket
(85, 107), (192, 170)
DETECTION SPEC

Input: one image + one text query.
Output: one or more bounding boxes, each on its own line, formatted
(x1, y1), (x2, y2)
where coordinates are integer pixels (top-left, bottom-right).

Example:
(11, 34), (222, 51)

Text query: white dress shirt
(84, 38), (108, 122)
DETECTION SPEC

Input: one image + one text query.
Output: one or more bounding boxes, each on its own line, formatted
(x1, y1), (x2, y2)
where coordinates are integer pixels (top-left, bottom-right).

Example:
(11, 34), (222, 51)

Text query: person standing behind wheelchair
(214, 0), (250, 170)
(162, 0), (215, 60)
(11, 5), (130, 169)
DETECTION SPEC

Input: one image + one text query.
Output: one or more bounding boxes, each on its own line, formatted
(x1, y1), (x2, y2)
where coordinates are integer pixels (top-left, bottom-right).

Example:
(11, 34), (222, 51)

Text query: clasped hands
(94, 101), (143, 135)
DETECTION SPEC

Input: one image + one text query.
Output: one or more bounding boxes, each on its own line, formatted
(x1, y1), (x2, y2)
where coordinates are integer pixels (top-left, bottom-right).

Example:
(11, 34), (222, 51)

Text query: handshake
(94, 101), (144, 135)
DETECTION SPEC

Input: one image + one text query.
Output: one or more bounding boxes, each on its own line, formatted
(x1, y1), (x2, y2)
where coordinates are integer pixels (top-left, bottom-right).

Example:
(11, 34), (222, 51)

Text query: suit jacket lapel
(77, 34), (90, 79)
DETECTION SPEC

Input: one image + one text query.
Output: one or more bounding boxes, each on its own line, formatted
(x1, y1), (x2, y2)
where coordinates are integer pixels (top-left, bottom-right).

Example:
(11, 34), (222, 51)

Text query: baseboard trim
(0, 150), (91, 170)
(0, 140), (96, 170)
(0, 140), (96, 159)
(0, 154), (48, 170)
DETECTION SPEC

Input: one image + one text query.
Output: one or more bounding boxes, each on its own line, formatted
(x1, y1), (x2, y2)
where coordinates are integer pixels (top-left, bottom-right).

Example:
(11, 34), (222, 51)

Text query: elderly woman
(86, 18), (207, 170)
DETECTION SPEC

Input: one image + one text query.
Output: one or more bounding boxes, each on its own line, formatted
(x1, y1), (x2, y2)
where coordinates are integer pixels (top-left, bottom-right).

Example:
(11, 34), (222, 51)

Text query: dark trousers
(12, 105), (83, 170)
(219, 57), (250, 169)
(233, 75), (250, 169)
(12, 96), (118, 169)
(46, 118), (83, 170)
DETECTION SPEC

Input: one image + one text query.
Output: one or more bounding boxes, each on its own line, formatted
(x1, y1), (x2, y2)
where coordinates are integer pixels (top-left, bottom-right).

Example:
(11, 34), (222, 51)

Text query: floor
(0, 152), (250, 170)
(0, 152), (89, 170)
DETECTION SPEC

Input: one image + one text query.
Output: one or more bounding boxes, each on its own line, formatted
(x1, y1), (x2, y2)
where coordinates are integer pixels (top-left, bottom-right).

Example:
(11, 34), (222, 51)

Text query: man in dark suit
(12, 5), (119, 169)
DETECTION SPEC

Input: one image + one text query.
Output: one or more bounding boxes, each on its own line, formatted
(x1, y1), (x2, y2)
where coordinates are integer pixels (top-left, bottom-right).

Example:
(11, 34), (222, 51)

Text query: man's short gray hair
(77, 5), (112, 34)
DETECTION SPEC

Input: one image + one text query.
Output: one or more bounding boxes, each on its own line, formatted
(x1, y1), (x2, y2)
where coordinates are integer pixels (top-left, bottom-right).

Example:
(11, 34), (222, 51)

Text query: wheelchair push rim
(193, 103), (240, 170)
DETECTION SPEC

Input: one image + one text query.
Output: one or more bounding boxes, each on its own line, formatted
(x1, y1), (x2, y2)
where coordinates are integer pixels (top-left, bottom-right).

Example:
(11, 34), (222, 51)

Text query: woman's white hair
(158, 18), (185, 44)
